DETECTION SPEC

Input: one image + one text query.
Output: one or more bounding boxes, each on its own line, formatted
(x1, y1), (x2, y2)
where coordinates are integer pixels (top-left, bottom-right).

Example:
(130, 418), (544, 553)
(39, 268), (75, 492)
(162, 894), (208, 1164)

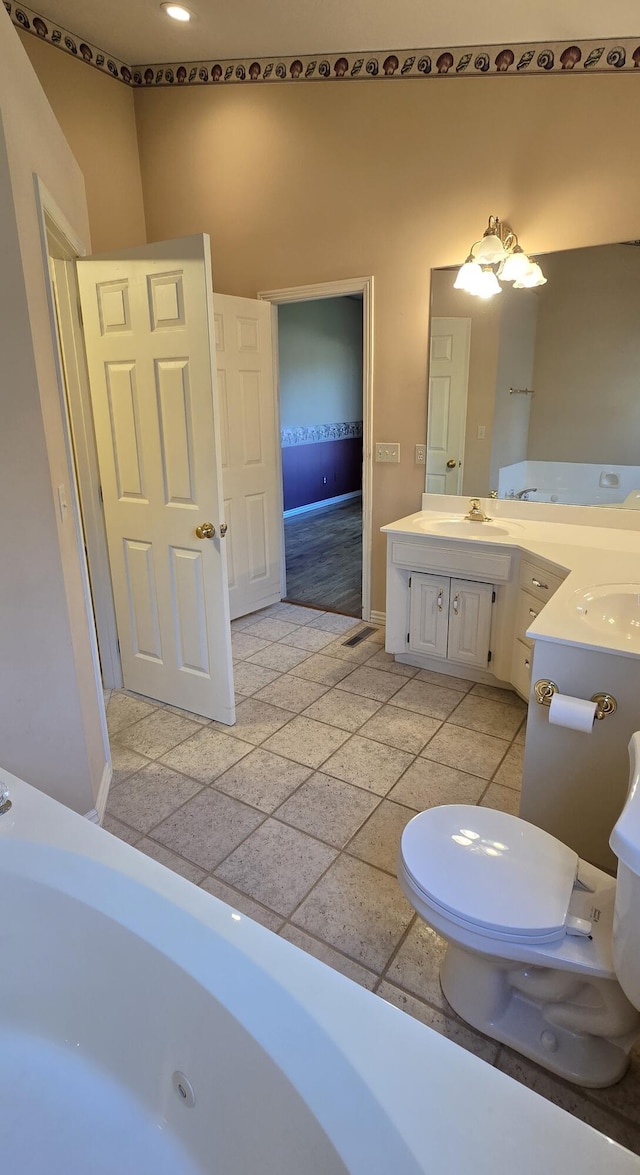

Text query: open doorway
(279, 295), (363, 616)
(259, 277), (373, 621)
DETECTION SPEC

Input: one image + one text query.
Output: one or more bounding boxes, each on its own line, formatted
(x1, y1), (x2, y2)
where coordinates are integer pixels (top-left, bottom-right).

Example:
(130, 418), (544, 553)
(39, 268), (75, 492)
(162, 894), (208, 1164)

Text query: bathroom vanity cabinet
(386, 528), (568, 694)
(385, 531), (515, 684)
(409, 574), (493, 669)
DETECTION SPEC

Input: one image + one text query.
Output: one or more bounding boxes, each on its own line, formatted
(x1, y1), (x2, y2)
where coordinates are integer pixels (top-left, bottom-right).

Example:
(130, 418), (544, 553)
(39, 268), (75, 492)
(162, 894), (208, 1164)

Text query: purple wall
(282, 437), (362, 511)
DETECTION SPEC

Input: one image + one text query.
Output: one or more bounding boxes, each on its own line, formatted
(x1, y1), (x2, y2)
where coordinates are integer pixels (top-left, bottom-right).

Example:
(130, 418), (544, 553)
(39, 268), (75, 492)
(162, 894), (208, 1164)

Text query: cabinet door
(448, 578), (493, 668)
(409, 573), (450, 659)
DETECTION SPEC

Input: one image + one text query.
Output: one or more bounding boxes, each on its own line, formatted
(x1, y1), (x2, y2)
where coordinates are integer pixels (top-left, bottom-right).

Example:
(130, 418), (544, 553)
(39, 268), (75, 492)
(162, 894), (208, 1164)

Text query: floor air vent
(342, 626), (377, 647)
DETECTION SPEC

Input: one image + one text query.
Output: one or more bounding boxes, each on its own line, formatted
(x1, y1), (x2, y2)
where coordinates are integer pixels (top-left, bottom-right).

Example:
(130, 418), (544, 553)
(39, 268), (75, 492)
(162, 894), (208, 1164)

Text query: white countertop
(382, 505), (640, 658)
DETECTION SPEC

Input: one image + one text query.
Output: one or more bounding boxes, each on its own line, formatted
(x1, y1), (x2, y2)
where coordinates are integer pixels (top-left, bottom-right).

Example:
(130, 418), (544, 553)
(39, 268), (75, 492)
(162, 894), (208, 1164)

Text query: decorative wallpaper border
(281, 422), (363, 448)
(8, 3), (640, 87)
(6, 3), (133, 83)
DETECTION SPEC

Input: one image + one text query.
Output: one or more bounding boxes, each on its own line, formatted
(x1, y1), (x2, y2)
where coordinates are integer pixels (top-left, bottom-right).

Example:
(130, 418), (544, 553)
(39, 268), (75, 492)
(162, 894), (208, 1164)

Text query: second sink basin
(422, 518), (523, 539)
(574, 584), (640, 642)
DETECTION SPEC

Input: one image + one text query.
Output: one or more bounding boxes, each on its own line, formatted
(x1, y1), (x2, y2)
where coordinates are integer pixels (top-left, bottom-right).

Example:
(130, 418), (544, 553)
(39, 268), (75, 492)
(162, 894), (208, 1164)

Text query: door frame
(33, 176), (112, 813)
(34, 177), (123, 691)
(258, 276), (374, 621)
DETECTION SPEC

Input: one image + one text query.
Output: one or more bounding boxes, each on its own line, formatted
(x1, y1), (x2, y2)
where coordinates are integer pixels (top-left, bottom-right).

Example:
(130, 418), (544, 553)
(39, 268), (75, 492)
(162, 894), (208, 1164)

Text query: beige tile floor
(104, 602), (640, 1156)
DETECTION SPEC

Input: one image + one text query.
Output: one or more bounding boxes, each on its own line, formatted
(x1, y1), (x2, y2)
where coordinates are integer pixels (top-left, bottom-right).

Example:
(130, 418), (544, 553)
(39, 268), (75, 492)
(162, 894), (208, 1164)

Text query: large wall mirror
(426, 241), (640, 507)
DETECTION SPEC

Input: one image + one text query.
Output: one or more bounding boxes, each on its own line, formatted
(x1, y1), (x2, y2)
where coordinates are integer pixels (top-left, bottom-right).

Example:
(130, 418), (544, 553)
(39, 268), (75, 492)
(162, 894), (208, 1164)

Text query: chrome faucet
(464, 498), (492, 522)
(512, 487), (538, 500)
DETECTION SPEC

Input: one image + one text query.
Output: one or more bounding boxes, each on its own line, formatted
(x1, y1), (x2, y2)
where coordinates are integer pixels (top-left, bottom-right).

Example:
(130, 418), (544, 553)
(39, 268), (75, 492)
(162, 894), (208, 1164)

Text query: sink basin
(421, 518), (523, 539)
(573, 584), (640, 641)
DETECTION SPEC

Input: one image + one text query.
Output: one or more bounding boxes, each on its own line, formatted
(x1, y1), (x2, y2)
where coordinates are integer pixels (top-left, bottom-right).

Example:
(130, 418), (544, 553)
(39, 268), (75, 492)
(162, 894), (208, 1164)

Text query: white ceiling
(33, 0), (640, 65)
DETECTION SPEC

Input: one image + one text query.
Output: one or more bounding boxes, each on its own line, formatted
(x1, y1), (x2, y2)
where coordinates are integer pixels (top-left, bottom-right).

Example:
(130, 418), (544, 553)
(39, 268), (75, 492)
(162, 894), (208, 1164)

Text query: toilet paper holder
(534, 679), (617, 720)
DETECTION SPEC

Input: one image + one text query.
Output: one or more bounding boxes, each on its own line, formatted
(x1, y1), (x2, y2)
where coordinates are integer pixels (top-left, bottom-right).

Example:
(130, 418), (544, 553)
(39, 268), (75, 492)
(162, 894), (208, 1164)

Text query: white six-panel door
(213, 294), (282, 620)
(426, 317), (471, 494)
(77, 236), (235, 723)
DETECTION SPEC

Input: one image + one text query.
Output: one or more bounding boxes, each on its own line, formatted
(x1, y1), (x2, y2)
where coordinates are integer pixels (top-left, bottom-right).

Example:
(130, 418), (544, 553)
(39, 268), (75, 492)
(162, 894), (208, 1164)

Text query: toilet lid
(401, 805), (579, 943)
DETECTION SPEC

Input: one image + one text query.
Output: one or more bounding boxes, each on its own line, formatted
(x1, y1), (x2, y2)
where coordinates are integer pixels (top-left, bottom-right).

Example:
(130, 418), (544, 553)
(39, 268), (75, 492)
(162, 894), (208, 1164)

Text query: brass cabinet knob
(195, 522), (215, 539)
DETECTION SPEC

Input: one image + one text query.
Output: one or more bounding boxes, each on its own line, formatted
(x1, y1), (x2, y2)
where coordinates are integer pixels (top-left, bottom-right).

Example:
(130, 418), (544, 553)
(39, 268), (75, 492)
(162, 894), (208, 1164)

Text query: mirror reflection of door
(426, 317), (470, 494)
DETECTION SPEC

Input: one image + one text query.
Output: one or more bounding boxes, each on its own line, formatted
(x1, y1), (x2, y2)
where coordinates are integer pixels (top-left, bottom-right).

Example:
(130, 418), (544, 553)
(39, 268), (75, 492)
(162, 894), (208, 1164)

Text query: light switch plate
(375, 443), (400, 463)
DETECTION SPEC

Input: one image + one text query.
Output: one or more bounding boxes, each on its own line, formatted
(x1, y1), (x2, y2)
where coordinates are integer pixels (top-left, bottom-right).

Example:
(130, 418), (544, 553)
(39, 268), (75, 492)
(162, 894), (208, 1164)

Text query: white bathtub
(1, 768), (639, 1175)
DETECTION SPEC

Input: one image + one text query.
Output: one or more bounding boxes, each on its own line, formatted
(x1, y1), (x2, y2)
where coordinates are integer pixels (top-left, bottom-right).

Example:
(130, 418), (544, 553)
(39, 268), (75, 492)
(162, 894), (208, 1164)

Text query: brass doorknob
(446, 458), (457, 469)
(195, 522), (215, 539)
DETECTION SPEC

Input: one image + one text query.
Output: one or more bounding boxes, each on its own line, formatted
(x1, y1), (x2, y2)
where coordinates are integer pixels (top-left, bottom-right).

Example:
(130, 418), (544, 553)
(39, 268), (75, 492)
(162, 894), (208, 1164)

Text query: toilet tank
(610, 733), (640, 1009)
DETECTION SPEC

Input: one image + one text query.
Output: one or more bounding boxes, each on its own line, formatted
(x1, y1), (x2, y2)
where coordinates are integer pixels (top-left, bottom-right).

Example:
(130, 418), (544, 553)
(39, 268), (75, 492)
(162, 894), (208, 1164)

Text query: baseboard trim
(85, 760), (112, 824)
(395, 652), (507, 687)
(370, 610), (386, 626)
(283, 491), (361, 519)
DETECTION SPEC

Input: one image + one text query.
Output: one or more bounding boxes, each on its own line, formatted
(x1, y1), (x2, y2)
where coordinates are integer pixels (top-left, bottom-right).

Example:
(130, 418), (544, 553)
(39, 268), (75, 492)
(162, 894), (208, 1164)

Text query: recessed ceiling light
(161, 3), (192, 21)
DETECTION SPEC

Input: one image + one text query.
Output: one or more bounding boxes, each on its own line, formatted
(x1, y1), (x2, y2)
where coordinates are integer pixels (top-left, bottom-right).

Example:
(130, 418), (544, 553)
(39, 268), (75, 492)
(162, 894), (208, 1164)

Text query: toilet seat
(401, 805), (579, 946)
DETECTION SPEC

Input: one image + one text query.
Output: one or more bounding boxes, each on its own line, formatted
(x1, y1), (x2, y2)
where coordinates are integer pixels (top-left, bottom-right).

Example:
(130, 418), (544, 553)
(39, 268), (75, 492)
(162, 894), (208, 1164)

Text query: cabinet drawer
(391, 540), (511, 582)
(511, 638), (533, 700)
(519, 558), (565, 603)
(515, 590), (543, 648)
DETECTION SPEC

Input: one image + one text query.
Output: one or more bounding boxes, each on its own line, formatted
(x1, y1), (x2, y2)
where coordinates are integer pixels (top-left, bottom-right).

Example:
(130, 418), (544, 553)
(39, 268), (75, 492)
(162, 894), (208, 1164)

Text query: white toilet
(398, 732), (640, 1088)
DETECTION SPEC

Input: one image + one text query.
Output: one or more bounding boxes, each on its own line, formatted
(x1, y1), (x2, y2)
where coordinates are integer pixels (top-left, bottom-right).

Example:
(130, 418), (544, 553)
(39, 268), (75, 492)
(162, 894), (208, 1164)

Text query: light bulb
(513, 260), (547, 288)
(474, 268), (502, 298)
(161, 4), (192, 21)
(500, 249), (531, 282)
(526, 262), (546, 287)
(474, 234), (508, 264)
(454, 260), (483, 294)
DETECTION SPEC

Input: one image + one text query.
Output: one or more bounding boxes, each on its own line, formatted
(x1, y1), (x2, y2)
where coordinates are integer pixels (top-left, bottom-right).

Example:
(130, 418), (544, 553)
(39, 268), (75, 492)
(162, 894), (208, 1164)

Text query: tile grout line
(275, 919), (379, 979)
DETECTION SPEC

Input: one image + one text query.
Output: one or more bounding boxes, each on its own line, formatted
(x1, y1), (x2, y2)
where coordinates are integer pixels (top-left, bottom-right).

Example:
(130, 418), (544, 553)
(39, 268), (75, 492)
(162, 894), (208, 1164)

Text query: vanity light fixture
(454, 215), (546, 298)
(161, 3), (192, 21)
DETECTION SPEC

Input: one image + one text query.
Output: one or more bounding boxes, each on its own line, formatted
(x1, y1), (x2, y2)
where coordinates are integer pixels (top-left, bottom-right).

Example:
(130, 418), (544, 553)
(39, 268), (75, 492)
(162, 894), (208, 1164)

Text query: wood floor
(284, 498), (362, 616)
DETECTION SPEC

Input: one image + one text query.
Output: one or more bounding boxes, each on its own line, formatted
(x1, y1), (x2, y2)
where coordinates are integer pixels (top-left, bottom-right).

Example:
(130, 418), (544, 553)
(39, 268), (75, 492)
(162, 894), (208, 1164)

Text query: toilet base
(441, 944), (635, 1088)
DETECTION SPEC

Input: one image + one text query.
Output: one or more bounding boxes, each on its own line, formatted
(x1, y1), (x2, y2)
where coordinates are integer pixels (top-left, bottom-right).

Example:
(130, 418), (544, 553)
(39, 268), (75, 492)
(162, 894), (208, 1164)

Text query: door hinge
(492, 590), (496, 603)
(409, 575), (412, 587)
(77, 299), (84, 327)
(487, 650), (492, 663)
(407, 633), (410, 643)
(98, 484), (104, 504)
(116, 638), (120, 655)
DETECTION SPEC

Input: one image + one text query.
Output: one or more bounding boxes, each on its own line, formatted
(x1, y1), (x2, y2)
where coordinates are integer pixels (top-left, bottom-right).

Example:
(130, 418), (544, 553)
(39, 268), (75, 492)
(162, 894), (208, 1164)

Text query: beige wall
(529, 244), (640, 463)
(133, 74), (640, 609)
(0, 13), (106, 812)
(18, 38), (640, 609)
(19, 31), (146, 252)
(279, 298), (363, 429)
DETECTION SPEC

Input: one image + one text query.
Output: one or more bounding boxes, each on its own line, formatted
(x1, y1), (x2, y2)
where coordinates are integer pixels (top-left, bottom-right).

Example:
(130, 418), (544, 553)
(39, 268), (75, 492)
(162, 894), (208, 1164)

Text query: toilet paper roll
(548, 693), (598, 733)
